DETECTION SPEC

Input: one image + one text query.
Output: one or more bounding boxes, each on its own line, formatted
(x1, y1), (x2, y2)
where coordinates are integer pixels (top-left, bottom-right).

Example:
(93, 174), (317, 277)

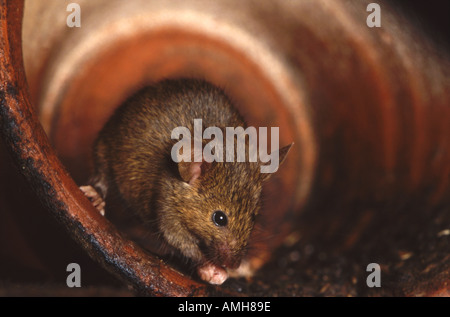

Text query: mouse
(80, 78), (292, 285)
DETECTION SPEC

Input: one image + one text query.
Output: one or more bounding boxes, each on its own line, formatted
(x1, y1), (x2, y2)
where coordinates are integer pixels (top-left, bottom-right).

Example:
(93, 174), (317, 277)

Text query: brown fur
(89, 78), (289, 272)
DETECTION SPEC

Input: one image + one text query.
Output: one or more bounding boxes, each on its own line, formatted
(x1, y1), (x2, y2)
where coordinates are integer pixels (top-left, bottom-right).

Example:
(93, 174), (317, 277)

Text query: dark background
(390, 0), (449, 48)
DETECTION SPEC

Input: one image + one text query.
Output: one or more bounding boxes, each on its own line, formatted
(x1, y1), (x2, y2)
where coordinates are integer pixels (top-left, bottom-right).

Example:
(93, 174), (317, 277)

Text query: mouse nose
(215, 242), (242, 269)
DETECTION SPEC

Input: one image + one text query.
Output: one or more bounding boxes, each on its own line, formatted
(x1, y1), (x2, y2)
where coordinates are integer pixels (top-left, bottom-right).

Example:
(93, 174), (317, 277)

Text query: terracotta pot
(1, 0), (448, 295)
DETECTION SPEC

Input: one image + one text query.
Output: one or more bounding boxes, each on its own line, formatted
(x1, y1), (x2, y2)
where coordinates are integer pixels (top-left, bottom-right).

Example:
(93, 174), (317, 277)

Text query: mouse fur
(82, 78), (291, 284)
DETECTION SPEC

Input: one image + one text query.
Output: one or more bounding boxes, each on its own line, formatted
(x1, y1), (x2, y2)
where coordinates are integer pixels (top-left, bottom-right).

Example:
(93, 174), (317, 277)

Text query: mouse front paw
(197, 263), (228, 285)
(80, 185), (105, 216)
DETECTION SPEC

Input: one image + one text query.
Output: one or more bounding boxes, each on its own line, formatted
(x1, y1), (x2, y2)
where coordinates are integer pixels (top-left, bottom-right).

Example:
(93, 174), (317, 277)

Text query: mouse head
(157, 143), (292, 270)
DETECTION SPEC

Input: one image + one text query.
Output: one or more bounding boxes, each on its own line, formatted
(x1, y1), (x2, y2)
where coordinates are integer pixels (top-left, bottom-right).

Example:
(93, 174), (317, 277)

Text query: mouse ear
(278, 142), (293, 167)
(178, 159), (212, 185)
(259, 143), (293, 181)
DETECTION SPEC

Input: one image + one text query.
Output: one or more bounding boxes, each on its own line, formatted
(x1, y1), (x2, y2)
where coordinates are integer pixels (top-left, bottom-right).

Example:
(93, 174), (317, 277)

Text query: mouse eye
(212, 210), (228, 227)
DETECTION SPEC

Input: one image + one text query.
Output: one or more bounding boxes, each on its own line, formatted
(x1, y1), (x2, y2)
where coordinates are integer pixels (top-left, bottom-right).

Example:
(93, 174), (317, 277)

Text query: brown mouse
(80, 78), (291, 285)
